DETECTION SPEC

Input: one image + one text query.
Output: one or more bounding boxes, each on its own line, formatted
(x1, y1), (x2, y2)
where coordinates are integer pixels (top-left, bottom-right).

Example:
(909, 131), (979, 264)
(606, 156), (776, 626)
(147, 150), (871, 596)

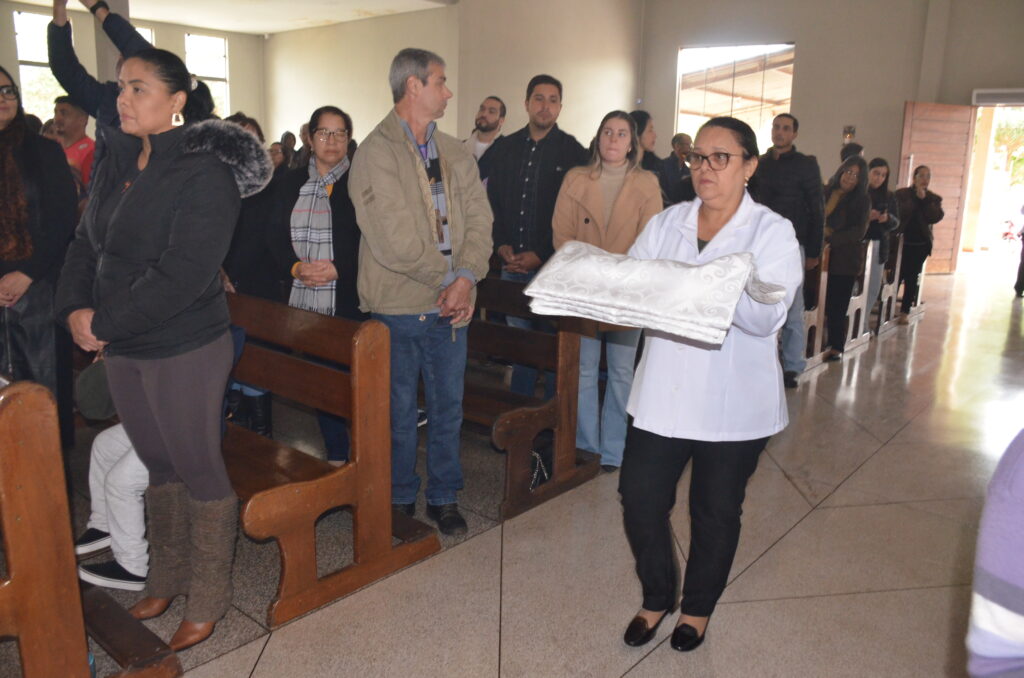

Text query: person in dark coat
(56, 48), (271, 652)
(0, 64), (78, 446)
(894, 166), (944, 323)
(752, 114), (825, 387)
(630, 110), (664, 178)
(272, 105), (365, 464)
(822, 156), (870, 360)
(864, 158), (900, 311)
(480, 74), (588, 398)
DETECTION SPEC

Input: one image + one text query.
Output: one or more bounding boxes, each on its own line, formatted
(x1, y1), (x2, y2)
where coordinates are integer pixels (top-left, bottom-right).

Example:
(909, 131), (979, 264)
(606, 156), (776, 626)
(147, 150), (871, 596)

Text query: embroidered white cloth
(524, 241), (786, 345)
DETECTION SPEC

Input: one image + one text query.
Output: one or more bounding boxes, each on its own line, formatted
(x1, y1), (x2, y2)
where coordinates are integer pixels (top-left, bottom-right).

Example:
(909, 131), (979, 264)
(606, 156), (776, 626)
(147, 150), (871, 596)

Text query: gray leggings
(105, 332), (234, 501)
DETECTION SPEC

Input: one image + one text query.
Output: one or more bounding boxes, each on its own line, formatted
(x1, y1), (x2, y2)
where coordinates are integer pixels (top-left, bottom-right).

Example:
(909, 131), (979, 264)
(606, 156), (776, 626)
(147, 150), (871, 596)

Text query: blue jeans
(500, 269), (556, 399)
(779, 247), (806, 373)
(317, 411), (350, 462)
(577, 329), (641, 467)
(373, 312), (467, 506)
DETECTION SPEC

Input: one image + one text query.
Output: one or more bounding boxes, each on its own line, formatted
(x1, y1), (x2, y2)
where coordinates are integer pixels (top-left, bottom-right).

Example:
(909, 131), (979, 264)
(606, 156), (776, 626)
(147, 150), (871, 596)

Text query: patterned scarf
(289, 156), (349, 315)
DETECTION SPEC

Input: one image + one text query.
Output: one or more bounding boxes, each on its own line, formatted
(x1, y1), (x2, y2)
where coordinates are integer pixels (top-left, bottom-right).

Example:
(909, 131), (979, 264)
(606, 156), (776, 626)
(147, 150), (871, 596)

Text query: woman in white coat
(619, 117), (803, 653)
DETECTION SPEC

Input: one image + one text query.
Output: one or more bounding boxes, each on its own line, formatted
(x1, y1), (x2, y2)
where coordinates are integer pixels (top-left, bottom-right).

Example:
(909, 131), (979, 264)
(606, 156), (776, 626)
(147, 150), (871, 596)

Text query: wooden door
(897, 102), (977, 273)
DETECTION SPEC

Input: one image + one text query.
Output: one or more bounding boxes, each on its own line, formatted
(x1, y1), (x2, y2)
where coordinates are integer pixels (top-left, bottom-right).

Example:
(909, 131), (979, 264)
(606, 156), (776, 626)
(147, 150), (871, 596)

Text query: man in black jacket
(753, 113), (825, 388)
(480, 74), (587, 397)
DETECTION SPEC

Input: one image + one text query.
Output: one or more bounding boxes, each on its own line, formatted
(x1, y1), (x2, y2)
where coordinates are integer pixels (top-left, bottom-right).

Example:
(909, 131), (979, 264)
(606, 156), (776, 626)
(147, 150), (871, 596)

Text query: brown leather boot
(175, 495), (238, 651)
(169, 620), (215, 651)
(130, 483), (190, 619)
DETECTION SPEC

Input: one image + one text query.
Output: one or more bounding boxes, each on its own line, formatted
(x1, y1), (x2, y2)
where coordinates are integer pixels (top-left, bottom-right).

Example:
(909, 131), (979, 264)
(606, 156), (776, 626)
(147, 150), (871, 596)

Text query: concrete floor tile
(500, 472), (672, 678)
(721, 502), (975, 603)
(672, 455), (814, 581)
(185, 637), (268, 678)
(625, 587), (970, 678)
(251, 527), (501, 678)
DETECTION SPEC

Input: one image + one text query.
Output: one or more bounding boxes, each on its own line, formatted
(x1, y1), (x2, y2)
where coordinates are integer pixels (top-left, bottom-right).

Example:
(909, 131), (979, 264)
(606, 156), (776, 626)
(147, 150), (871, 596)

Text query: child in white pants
(75, 424), (150, 590)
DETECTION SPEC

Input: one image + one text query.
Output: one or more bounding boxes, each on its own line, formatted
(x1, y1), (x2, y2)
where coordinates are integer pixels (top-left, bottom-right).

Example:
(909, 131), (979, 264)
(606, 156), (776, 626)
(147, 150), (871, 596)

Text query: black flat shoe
(623, 610), (669, 647)
(670, 623), (705, 652)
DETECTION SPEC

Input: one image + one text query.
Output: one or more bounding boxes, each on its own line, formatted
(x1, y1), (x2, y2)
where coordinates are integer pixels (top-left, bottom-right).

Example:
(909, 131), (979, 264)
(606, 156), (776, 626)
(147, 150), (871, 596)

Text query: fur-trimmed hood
(180, 119), (272, 198)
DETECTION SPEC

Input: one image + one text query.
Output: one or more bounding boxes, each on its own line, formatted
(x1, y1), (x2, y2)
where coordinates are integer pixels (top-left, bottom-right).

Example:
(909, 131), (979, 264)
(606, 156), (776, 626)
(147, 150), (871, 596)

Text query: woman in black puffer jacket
(56, 48), (271, 652)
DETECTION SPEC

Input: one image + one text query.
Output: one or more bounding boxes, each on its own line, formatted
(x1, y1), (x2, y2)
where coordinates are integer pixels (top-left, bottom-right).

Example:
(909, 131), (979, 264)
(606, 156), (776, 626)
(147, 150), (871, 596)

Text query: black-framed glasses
(684, 151), (746, 171)
(0, 85), (19, 101)
(315, 128), (348, 143)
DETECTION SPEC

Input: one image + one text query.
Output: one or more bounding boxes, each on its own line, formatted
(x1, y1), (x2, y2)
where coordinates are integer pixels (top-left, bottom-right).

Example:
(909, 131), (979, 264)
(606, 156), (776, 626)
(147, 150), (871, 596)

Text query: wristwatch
(89, 1), (110, 15)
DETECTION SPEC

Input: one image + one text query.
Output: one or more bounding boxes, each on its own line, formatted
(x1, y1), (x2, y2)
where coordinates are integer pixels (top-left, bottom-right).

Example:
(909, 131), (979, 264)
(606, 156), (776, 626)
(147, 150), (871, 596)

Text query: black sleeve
(487, 151), (508, 253)
(102, 12), (153, 58)
(47, 21), (106, 119)
(19, 139), (77, 281)
(268, 173), (301, 278)
(801, 156), (825, 259)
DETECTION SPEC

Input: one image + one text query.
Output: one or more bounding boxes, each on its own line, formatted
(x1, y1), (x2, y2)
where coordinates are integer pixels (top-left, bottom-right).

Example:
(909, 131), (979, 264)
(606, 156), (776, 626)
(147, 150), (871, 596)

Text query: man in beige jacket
(349, 48), (493, 536)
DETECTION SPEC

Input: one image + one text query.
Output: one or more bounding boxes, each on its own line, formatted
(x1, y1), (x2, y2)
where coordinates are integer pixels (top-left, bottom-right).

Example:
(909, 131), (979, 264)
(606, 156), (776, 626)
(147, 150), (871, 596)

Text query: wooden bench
(0, 382), (174, 677)
(468, 277), (600, 520)
(224, 293), (440, 628)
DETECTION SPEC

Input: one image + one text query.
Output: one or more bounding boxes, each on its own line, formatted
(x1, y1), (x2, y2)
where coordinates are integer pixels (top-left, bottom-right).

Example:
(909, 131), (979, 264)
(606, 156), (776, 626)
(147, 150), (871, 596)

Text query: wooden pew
(224, 294), (440, 628)
(469, 278), (600, 520)
(0, 382), (98, 677)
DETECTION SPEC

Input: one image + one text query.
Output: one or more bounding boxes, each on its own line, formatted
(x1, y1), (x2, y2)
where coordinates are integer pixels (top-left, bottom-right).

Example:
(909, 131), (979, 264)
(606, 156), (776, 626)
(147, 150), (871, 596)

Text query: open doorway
(962, 106), (1024, 255)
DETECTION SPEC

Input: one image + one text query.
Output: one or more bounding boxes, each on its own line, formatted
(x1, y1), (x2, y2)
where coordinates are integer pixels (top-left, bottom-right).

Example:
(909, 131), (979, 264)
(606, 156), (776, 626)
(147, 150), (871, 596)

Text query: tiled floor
(3, 250), (1021, 677)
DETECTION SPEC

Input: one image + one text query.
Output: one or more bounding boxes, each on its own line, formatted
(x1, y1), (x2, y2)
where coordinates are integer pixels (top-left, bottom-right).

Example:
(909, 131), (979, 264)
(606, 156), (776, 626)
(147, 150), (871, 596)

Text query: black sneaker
(426, 503), (468, 536)
(78, 560), (146, 591)
(393, 502), (415, 517)
(783, 371), (799, 389)
(416, 409), (429, 427)
(74, 528), (111, 555)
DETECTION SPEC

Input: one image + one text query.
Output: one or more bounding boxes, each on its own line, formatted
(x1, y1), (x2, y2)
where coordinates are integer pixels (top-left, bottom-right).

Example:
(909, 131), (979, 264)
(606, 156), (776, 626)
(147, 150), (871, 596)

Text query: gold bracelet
(291, 261), (301, 278)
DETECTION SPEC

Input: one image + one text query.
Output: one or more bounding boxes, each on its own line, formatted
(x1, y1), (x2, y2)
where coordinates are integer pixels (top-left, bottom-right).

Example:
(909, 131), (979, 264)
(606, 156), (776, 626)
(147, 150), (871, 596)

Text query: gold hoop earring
(171, 112), (184, 127)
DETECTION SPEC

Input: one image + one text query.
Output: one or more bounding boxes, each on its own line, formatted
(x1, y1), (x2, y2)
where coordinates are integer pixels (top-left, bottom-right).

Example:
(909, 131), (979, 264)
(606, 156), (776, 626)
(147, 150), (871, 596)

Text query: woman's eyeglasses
(0, 85), (19, 101)
(315, 128), (348, 143)
(684, 151), (746, 171)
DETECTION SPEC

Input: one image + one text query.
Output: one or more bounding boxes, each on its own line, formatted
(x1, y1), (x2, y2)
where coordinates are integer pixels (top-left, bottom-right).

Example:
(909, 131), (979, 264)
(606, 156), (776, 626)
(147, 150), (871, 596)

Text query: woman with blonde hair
(552, 110), (662, 472)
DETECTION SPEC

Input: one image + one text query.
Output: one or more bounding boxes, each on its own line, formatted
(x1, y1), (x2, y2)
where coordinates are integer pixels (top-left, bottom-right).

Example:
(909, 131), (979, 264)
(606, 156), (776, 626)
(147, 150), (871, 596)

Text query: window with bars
(676, 44), (795, 154)
(185, 33), (229, 117)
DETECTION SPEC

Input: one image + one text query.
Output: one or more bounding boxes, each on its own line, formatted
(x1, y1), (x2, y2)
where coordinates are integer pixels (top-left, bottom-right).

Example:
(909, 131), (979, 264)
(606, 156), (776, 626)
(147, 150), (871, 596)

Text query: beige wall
(938, 0), (1024, 105)
(263, 6), (460, 143)
(456, 0), (641, 145)
(1, 1), (264, 129)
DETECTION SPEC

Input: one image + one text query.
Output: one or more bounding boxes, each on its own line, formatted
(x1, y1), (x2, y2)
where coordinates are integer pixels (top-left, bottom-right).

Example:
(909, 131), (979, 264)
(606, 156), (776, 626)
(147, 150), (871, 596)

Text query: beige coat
(551, 165), (662, 254)
(349, 110), (493, 323)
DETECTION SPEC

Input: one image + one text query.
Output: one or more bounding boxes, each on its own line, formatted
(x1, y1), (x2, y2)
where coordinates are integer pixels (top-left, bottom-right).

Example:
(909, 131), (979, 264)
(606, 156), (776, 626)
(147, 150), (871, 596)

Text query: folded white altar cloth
(523, 241), (786, 345)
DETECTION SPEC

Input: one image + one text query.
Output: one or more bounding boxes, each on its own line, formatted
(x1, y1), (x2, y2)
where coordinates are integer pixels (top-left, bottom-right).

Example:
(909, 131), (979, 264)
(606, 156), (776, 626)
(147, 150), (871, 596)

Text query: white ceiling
(18, 0), (455, 35)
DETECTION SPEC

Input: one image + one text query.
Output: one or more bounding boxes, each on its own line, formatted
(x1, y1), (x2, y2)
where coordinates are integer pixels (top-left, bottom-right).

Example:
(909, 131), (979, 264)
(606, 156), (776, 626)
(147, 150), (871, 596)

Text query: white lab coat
(626, 192), (803, 441)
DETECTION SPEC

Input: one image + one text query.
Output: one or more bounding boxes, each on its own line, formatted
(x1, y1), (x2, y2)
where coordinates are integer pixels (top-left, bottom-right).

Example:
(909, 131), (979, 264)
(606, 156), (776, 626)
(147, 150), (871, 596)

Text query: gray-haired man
(349, 48), (493, 536)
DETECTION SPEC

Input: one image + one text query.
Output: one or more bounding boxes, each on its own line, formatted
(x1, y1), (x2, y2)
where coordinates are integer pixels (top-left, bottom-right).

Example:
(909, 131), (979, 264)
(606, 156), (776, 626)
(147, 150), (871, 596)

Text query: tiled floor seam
(247, 633), (271, 678)
(497, 521), (504, 678)
(717, 582), (972, 606)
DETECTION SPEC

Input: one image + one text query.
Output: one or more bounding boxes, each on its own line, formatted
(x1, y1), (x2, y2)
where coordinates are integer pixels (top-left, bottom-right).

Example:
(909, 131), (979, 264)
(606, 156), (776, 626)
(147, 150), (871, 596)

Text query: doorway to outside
(962, 106), (1024, 257)
(675, 43), (795, 152)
